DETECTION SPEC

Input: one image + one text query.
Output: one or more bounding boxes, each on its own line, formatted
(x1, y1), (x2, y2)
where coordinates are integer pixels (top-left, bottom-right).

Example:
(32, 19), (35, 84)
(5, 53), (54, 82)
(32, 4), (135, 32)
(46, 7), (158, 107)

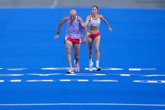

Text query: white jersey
(88, 15), (101, 28)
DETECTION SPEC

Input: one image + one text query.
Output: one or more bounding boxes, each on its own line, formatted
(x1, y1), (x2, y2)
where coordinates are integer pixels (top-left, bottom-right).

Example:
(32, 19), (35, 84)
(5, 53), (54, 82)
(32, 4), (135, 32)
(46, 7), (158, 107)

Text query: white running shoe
(67, 68), (74, 74)
(88, 61), (93, 71)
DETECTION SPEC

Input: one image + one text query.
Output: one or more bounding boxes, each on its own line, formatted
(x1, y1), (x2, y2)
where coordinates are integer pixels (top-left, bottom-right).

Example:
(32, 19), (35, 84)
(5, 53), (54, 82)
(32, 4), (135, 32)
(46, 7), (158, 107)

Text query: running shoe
(67, 68), (74, 74)
(88, 61), (93, 71)
(96, 67), (101, 71)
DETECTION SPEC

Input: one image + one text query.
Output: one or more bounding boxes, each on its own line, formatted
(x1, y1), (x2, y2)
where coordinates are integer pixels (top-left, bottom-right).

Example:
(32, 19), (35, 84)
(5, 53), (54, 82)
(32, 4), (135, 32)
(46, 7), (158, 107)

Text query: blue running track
(0, 8), (165, 110)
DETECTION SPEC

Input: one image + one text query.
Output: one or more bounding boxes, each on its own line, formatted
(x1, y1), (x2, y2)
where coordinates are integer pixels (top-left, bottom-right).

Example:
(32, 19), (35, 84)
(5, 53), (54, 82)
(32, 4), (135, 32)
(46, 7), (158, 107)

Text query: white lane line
(59, 79), (71, 82)
(65, 73), (106, 76)
(1, 79), (165, 84)
(0, 68), (3, 70)
(41, 67), (69, 70)
(0, 80), (4, 83)
(133, 80), (144, 83)
(85, 68), (123, 71)
(1, 79), (119, 83)
(0, 103), (165, 106)
(95, 74), (106, 76)
(28, 73), (62, 76)
(10, 80), (22, 83)
(65, 74), (76, 76)
(161, 80), (165, 83)
(93, 80), (118, 83)
(109, 73), (141, 76)
(6, 68), (28, 71)
(120, 74), (131, 77)
(0, 74), (24, 77)
(77, 79), (89, 82)
(129, 68), (157, 71)
(26, 80), (54, 82)
(133, 80), (165, 84)
(142, 74), (165, 77)
(147, 80), (158, 83)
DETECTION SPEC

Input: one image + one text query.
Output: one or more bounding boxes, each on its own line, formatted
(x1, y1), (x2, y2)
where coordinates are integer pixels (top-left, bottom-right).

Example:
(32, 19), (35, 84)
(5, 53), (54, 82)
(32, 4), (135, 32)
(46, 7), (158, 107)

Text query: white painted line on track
(142, 74), (165, 77)
(0, 74), (24, 77)
(93, 80), (118, 83)
(0, 80), (4, 83)
(26, 80), (54, 82)
(0, 103), (165, 107)
(129, 68), (157, 71)
(95, 74), (107, 76)
(77, 79), (89, 82)
(65, 73), (76, 76)
(161, 80), (165, 83)
(28, 73), (62, 76)
(147, 80), (158, 83)
(85, 68), (124, 71)
(133, 80), (144, 83)
(0, 79), (164, 84)
(59, 79), (71, 82)
(65, 73), (106, 76)
(120, 74), (131, 77)
(6, 68), (28, 71)
(133, 80), (165, 84)
(41, 67), (69, 70)
(10, 80), (22, 83)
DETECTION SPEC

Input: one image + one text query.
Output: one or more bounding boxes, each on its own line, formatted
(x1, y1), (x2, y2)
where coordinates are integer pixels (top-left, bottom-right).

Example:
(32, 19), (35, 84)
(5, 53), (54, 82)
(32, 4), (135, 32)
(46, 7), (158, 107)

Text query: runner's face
(92, 7), (98, 14)
(70, 14), (76, 22)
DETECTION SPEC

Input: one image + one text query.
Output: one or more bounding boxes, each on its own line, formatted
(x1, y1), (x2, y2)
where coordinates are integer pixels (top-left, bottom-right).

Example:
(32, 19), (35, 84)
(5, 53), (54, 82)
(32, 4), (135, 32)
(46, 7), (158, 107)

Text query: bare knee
(66, 48), (71, 55)
(89, 48), (92, 54)
(88, 45), (92, 53)
(95, 48), (99, 53)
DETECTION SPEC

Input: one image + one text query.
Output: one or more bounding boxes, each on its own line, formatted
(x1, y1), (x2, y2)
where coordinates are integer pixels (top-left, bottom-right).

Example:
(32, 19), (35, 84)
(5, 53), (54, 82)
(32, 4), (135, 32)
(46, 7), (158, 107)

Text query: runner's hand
(54, 34), (59, 41)
(109, 27), (112, 32)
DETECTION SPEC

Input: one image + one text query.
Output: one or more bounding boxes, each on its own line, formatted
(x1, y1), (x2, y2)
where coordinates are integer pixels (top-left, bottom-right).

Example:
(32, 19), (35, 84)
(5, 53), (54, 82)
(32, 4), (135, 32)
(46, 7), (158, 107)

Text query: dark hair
(92, 5), (99, 10)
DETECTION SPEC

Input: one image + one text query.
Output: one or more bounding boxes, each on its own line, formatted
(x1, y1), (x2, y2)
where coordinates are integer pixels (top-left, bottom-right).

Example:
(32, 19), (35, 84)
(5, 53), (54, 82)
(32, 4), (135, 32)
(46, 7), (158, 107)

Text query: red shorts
(88, 32), (100, 40)
(65, 37), (81, 44)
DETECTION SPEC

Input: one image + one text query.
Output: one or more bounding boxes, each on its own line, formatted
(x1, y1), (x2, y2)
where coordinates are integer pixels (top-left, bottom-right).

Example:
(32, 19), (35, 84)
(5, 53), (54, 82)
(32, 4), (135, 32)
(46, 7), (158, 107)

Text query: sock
(96, 60), (99, 67)
(74, 59), (78, 64)
(89, 59), (93, 66)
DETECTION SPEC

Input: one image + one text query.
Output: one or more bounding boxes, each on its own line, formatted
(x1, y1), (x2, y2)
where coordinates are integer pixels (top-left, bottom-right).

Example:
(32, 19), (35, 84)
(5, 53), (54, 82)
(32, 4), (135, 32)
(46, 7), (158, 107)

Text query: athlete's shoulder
(98, 14), (103, 19)
(86, 15), (91, 18)
(77, 16), (84, 22)
(63, 16), (70, 21)
(86, 15), (91, 21)
(77, 16), (82, 20)
(60, 16), (68, 23)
